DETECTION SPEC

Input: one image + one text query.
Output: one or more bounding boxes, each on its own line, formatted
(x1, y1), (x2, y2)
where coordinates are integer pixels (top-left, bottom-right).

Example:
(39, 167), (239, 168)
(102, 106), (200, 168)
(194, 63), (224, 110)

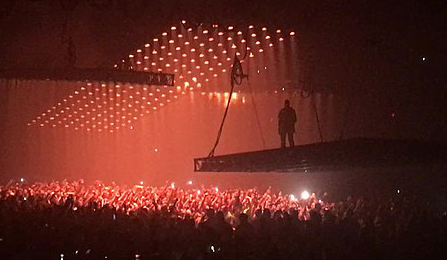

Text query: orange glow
(29, 23), (298, 134)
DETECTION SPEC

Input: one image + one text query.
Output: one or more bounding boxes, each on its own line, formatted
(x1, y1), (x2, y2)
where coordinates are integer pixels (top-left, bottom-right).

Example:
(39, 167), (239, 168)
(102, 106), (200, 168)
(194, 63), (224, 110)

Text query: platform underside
(194, 138), (447, 172)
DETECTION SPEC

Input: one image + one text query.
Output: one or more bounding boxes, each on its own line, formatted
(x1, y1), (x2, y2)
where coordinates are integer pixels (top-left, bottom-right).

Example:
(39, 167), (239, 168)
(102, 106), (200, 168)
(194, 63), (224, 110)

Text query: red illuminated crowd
(0, 179), (323, 221)
(1, 179), (446, 260)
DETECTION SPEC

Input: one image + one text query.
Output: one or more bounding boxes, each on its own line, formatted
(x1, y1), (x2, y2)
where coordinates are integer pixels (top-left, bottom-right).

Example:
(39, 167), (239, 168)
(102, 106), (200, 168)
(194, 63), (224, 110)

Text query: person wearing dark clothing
(278, 99), (297, 148)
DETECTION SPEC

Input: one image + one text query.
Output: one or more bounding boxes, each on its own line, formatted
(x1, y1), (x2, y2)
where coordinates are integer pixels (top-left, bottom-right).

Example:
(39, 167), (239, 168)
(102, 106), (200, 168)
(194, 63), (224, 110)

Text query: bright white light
(171, 183), (175, 189)
(140, 181), (144, 185)
(197, 190), (201, 195)
(187, 180), (193, 185)
(301, 190), (310, 200)
(397, 189), (400, 194)
(20, 178), (24, 182)
(422, 57), (426, 61)
(290, 194), (297, 201)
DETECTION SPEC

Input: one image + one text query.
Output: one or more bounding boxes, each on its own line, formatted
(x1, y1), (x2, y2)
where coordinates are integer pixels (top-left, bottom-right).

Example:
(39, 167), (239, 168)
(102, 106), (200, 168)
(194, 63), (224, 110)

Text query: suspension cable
(312, 95), (324, 142)
(300, 85), (325, 143)
(208, 55), (247, 157)
(247, 79), (266, 148)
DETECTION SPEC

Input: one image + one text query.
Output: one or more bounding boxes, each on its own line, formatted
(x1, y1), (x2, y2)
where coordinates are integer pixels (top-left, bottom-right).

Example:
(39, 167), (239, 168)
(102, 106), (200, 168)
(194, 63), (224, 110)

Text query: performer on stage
(278, 99), (297, 148)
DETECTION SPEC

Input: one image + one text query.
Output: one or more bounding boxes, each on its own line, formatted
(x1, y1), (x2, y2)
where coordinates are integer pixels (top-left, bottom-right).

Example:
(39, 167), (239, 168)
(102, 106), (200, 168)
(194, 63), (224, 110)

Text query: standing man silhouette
(278, 99), (297, 148)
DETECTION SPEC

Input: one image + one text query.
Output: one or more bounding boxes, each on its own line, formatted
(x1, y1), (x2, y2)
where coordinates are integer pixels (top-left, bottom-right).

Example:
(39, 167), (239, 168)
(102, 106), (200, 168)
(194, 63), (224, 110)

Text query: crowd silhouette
(0, 180), (446, 260)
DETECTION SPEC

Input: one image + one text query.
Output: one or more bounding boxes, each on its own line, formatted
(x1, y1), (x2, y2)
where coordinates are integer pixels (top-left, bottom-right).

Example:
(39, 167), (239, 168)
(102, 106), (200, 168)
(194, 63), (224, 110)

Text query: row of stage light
(28, 22), (297, 133)
(125, 21), (296, 91)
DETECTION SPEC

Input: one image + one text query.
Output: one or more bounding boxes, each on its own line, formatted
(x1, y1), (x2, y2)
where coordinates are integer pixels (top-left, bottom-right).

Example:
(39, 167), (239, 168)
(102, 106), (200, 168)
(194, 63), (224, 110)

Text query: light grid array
(28, 22), (296, 133)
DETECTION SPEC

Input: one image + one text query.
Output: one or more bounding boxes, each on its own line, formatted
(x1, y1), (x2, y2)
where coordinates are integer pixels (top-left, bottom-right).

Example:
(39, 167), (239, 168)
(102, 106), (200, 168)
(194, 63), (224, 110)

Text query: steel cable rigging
(207, 54), (247, 157)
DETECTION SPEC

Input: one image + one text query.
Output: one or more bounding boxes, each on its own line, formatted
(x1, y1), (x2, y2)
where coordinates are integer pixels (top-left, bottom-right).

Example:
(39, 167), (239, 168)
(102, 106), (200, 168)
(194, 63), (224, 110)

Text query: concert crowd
(0, 180), (446, 260)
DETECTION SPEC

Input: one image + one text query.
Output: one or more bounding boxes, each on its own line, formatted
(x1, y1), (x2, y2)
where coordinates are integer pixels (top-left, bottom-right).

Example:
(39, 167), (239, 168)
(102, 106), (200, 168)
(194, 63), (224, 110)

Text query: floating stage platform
(194, 138), (447, 173)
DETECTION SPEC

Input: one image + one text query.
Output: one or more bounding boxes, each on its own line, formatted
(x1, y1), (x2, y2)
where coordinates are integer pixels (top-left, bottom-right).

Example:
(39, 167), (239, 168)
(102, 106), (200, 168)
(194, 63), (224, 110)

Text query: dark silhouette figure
(278, 99), (297, 148)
